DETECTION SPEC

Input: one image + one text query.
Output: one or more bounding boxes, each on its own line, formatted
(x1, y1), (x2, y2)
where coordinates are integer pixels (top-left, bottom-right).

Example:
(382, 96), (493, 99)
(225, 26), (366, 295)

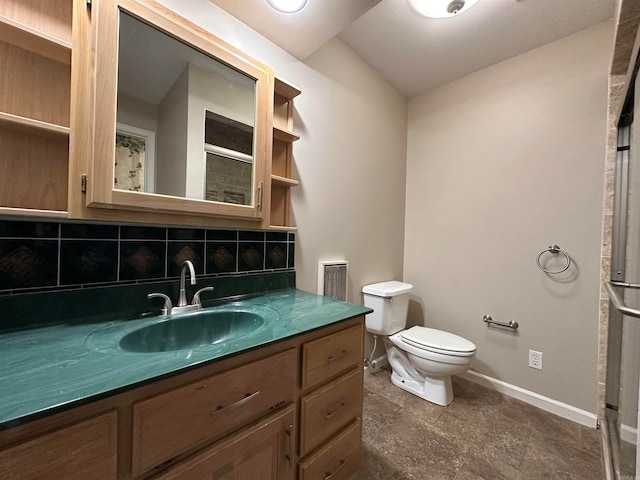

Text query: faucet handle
(148, 293), (173, 315)
(192, 286), (214, 307)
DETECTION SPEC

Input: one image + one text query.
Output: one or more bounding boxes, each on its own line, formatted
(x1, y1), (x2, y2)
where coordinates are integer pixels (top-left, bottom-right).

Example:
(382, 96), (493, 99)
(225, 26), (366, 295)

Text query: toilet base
(390, 370), (454, 406)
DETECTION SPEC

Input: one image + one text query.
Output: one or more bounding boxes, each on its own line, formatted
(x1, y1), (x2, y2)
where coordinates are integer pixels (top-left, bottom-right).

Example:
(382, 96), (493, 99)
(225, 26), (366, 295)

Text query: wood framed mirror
(87, 0), (273, 221)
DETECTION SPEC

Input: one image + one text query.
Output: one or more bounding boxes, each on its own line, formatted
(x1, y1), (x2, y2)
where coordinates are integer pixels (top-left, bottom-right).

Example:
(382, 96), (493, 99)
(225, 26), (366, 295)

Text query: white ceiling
(211, 0), (616, 98)
(209, 0), (383, 59)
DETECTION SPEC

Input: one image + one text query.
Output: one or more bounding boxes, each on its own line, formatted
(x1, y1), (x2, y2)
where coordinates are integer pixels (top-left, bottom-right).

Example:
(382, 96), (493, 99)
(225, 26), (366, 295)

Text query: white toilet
(362, 280), (476, 406)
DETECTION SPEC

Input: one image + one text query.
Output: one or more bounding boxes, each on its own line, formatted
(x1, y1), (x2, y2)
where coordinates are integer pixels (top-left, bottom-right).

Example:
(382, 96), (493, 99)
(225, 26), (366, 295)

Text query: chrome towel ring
(536, 244), (571, 274)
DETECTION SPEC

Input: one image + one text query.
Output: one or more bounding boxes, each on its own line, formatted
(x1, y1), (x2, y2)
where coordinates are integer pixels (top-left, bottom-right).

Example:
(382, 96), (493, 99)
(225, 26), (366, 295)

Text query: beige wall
(404, 22), (612, 413)
(159, 0), (613, 414)
(299, 39), (407, 302)
(158, 0), (408, 304)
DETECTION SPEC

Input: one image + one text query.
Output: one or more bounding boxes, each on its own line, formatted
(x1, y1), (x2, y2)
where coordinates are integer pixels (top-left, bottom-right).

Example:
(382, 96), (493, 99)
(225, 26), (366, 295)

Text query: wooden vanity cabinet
(0, 316), (364, 480)
(298, 324), (365, 479)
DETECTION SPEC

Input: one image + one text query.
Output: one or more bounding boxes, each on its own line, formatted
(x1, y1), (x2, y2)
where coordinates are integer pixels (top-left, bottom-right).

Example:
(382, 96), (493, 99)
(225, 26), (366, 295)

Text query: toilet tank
(362, 281), (413, 335)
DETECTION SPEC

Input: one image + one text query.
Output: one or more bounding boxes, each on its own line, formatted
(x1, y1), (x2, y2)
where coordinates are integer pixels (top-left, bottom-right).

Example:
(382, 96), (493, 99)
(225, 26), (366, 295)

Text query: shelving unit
(270, 76), (301, 230)
(0, 0), (72, 217)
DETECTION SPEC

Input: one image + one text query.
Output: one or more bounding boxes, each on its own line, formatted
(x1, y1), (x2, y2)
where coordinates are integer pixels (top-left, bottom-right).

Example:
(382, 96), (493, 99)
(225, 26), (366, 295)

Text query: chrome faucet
(177, 260), (196, 308)
(148, 260), (214, 315)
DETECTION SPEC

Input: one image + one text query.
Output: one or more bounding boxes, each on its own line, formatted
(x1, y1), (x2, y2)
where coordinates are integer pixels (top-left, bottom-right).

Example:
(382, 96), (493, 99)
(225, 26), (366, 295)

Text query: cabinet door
(0, 412), (117, 480)
(156, 406), (295, 480)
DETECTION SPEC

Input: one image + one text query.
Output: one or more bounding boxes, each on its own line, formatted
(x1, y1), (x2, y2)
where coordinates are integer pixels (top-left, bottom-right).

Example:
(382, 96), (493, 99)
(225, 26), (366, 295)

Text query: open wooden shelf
(0, 126), (69, 213)
(269, 183), (292, 229)
(269, 76), (301, 230)
(273, 125), (300, 143)
(0, 0), (72, 216)
(0, 207), (68, 219)
(0, 15), (71, 65)
(268, 225), (298, 232)
(274, 77), (301, 100)
(271, 174), (299, 187)
(0, 111), (70, 138)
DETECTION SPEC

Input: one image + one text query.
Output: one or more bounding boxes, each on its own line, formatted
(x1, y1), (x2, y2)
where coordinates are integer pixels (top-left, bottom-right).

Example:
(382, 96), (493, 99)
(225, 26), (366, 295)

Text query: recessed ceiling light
(409, 0), (480, 18)
(266, 0), (308, 14)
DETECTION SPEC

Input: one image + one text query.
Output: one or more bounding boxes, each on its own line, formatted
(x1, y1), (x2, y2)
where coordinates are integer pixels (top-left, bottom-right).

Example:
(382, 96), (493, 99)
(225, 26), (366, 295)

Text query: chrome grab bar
(605, 281), (640, 318)
(610, 281), (640, 289)
(483, 314), (518, 330)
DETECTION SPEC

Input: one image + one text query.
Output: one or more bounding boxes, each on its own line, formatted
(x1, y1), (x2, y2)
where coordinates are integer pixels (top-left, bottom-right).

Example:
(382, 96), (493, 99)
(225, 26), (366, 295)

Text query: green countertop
(0, 289), (371, 429)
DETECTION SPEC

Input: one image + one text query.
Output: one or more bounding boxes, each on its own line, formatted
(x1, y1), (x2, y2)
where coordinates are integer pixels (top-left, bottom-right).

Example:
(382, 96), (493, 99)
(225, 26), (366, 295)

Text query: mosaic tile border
(0, 220), (295, 295)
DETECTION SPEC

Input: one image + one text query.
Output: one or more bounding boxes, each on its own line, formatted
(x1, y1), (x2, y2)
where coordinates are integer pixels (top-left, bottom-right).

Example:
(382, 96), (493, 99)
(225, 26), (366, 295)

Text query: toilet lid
(400, 326), (476, 355)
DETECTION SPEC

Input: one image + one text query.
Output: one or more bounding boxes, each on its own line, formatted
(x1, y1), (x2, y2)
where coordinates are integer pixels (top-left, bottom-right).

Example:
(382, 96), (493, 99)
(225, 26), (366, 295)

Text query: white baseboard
(459, 370), (598, 428)
(621, 423), (637, 444)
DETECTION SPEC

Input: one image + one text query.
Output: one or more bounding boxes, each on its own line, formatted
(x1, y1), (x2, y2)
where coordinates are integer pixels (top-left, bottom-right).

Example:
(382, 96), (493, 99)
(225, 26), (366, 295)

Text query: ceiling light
(266, 0), (308, 14)
(409, 0), (480, 18)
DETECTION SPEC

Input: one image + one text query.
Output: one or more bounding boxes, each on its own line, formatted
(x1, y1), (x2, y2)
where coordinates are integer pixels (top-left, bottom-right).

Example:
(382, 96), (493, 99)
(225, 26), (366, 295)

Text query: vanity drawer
(298, 419), (361, 480)
(300, 368), (362, 456)
(132, 348), (296, 475)
(301, 324), (363, 389)
(0, 412), (117, 480)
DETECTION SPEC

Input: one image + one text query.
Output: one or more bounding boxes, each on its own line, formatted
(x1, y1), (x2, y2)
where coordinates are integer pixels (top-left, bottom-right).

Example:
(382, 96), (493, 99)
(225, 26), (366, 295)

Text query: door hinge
(81, 174), (87, 193)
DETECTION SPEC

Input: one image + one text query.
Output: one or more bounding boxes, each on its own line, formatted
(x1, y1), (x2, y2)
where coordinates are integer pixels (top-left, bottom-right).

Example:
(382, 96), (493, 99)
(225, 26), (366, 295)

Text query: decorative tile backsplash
(0, 219), (295, 295)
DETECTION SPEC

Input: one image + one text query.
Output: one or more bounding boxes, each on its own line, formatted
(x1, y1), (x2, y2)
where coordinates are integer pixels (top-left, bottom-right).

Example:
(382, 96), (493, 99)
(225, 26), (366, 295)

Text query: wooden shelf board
(0, 207), (68, 219)
(0, 15), (71, 65)
(0, 112), (70, 138)
(271, 175), (299, 187)
(268, 225), (298, 232)
(274, 77), (301, 99)
(273, 125), (300, 143)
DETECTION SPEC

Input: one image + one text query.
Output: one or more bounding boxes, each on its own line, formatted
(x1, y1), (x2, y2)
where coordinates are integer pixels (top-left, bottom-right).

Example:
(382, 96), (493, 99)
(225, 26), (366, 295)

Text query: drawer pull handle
(324, 459), (348, 480)
(327, 350), (350, 363)
(325, 402), (347, 419)
(285, 424), (294, 465)
(211, 391), (260, 416)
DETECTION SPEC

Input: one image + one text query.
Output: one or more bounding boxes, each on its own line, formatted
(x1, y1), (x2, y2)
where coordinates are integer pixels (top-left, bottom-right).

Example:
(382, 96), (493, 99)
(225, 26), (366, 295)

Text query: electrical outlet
(529, 350), (543, 370)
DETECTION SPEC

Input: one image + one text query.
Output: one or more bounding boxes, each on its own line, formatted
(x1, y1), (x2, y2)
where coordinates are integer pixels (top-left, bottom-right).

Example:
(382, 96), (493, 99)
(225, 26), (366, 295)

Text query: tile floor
(350, 367), (603, 480)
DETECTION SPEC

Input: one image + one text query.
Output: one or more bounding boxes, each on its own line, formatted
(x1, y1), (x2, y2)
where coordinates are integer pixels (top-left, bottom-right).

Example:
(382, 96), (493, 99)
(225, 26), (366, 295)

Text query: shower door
(607, 71), (640, 479)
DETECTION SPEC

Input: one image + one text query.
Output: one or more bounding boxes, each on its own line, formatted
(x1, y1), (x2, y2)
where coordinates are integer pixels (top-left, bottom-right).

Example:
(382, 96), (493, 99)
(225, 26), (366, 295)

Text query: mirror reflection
(116, 11), (256, 206)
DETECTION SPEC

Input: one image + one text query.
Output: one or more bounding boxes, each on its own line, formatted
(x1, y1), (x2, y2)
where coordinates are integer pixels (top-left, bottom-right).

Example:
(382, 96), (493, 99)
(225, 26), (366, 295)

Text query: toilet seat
(400, 326), (476, 357)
